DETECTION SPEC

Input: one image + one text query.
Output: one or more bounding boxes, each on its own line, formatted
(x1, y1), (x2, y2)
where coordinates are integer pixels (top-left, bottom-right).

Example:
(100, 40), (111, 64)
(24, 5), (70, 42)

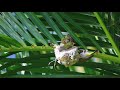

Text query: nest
(53, 35), (97, 67)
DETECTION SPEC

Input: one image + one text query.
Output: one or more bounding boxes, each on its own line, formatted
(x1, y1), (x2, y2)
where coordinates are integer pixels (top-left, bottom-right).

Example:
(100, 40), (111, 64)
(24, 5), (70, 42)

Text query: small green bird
(61, 34), (75, 50)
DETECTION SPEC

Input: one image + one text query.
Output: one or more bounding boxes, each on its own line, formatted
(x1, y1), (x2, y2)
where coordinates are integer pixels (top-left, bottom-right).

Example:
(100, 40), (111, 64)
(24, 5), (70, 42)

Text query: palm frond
(0, 12), (120, 78)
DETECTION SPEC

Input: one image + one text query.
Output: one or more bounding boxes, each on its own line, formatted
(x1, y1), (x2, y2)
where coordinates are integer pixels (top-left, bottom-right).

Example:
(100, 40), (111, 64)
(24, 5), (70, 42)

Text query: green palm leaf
(0, 12), (120, 78)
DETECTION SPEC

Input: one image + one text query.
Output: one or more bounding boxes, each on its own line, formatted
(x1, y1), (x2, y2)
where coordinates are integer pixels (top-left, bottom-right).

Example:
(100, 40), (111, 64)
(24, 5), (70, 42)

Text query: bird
(60, 34), (75, 50)
(48, 34), (98, 69)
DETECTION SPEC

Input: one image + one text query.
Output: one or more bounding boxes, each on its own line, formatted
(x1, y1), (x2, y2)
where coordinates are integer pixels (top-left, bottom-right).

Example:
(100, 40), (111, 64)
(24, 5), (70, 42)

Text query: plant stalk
(0, 46), (53, 52)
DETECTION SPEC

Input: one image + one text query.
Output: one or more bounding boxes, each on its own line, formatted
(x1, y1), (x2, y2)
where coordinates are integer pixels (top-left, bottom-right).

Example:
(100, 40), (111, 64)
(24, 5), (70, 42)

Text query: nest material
(54, 44), (92, 67)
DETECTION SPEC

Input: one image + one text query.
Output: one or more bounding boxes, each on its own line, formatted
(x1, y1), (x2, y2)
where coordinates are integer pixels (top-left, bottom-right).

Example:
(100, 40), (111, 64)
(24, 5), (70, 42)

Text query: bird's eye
(78, 49), (84, 53)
